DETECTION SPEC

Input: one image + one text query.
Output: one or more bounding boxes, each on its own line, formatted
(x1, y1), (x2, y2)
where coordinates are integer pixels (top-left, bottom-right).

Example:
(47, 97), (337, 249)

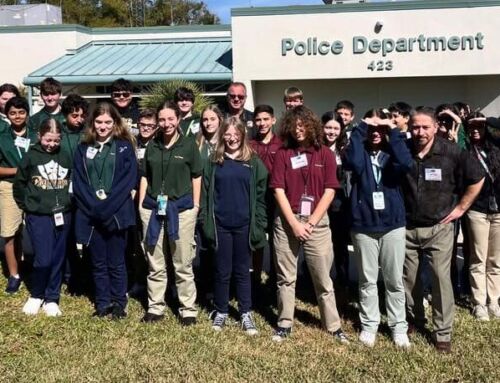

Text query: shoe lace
(212, 312), (226, 327)
(241, 313), (255, 330)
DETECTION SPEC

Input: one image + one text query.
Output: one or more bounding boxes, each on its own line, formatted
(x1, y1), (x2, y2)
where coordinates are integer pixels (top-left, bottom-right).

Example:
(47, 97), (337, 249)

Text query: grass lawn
(0, 278), (498, 383)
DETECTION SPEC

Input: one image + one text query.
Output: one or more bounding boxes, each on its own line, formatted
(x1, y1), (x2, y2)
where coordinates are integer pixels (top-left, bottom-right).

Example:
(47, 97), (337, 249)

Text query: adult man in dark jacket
(402, 107), (484, 353)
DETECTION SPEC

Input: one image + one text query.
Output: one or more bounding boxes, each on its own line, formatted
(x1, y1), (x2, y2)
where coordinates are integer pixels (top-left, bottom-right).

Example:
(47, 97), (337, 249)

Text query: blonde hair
(82, 102), (136, 148)
(212, 116), (253, 164)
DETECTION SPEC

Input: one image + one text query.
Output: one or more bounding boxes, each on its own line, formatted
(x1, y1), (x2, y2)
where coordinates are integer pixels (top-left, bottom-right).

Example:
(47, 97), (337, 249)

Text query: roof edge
(0, 23), (230, 34)
(231, 0), (500, 17)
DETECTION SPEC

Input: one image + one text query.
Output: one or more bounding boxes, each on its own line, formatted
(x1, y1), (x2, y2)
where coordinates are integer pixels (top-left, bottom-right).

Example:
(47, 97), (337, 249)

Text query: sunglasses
(112, 92), (131, 99)
(228, 94), (245, 100)
(138, 122), (157, 129)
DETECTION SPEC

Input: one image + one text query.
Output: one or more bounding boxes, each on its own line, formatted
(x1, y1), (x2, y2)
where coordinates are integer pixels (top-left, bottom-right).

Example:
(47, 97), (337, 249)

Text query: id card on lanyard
(294, 151), (315, 218)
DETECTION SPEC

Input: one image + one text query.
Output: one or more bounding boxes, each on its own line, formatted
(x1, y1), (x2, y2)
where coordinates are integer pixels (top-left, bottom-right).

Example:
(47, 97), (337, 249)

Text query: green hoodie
(60, 122), (84, 162)
(27, 107), (65, 132)
(13, 143), (72, 215)
(201, 154), (268, 251)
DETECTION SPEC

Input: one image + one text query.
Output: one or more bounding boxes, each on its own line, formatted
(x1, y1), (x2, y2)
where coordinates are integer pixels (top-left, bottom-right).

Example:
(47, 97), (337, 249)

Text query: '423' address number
(367, 60), (393, 71)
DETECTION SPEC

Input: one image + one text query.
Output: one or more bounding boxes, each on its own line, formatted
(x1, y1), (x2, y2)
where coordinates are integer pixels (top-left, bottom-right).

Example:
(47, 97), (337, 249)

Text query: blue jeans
(26, 213), (72, 303)
(214, 224), (251, 314)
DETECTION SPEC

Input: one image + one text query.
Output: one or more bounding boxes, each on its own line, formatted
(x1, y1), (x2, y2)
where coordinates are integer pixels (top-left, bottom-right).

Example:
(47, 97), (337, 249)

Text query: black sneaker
(92, 305), (113, 318)
(271, 326), (291, 342)
(141, 312), (165, 323)
(210, 311), (228, 331)
(5, 276), (21, 294)
(180, 316), (197, 326)
(111, 305), (127, 320)
(241, 312), (258, 336)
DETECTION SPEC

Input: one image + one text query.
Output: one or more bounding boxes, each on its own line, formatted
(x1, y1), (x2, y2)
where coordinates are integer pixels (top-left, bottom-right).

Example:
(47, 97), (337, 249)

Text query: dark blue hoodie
(72, 139), (137, 244)
(343, 122), (412, 233)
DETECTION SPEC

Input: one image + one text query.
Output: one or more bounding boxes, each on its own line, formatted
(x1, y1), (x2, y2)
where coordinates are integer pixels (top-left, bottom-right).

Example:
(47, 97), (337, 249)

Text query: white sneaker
(488, 304), (500, 319)
(42, 302), (62, 317)
(393, 333), (411, 349)
(22, 297), (43, 315)
(473, 305), (489, 321)
(358, 330), (376, 347)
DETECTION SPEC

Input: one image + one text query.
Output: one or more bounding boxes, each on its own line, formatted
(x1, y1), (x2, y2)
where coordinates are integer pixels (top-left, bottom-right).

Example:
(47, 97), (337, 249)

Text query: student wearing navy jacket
(343, 109), (413, 348)
(72, 102), (137, 319)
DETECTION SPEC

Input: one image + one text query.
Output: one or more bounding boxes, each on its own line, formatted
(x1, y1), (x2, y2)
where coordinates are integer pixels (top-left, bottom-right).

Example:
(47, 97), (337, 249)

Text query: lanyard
(43, 157), (61, 206)
(91, 144), (112, 189)
(370, 151), (384, 187)
(298, 150), (315, 195)
(474, 146), (495, 182)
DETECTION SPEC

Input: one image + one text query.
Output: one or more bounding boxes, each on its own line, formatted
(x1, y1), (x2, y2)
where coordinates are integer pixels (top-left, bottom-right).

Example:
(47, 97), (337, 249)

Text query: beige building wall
(254, 75), (500, 118)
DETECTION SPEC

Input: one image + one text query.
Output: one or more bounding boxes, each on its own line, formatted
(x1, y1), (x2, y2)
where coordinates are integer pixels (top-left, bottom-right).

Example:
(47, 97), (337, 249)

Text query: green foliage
(140, 79), (213, 116)
(19, 0), (219, 27)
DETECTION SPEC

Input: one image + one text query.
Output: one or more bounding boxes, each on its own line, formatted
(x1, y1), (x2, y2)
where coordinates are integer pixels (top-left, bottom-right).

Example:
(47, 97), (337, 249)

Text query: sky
(205, 0), (397, 24)
(207, 1), (335, 24)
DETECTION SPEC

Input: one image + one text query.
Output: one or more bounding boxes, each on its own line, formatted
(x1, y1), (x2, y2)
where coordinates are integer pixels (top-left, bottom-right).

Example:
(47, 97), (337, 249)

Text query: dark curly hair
(280, 105), (323, 149)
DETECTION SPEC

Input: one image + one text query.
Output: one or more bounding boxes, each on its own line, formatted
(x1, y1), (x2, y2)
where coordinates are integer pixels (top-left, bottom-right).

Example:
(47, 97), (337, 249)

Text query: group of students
(1, 78), (499, 353)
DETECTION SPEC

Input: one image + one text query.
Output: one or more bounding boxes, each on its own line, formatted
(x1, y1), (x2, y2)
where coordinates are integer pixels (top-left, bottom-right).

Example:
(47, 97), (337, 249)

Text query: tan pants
(273, 213), (341, 332)
(0, 181), (23, 238)
(466, 209), (500, 307)
(140, 206), (198, 318)
(404, 223), (454, 342)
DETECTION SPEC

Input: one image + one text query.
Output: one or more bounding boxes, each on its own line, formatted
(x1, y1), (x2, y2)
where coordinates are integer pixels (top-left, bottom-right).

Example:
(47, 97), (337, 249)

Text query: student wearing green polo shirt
(0, 97), (37, 294)
(175, 87), (200, 137)
(0, 83), (20, 132)
(60, 94), (89, 160)
(139, 101), (202, 325)
(28, 77), (65, 132)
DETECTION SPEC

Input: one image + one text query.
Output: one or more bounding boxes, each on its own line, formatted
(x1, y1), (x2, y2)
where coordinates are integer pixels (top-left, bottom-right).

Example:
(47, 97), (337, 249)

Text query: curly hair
(279, 105), (323, 149)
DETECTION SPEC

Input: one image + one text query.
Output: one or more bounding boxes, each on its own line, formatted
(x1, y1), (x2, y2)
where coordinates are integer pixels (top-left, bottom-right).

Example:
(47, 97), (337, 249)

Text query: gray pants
(352, 227), (407, 334)
(404, 223), (454, 342)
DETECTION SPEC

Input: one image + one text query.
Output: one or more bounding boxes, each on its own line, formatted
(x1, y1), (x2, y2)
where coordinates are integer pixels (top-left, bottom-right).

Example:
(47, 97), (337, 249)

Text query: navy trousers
(214, 224), (252, 314)
(26, 213), (71, 303)
(88, 228), (128, 311)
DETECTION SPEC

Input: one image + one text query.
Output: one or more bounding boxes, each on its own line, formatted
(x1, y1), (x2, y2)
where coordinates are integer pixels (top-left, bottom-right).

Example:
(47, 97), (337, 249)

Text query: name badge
(425, 168), (442, 182)
(299, 195), (314, 217)
(291, 153), (308, 169)
(86, 147), (98, 159)
(14, 136), (30, 151)
(191, 122), (200, 134)
(157, 194), (168, 216)
(54, 212), (65, 226)
(136, 148), (146, 160)
(68, 181), (73, 194)
(372, 191), (385, 210)
(335, 154), (342, 165)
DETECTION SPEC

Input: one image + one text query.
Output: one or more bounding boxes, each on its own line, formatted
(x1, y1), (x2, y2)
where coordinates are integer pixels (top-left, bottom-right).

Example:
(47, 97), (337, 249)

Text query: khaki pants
(273, 213), (341, 332)
(0, 181), (23, 238)
(466, 209), (500, 307)
(140, 206), (198, 318)
(404, 223), (454, 342)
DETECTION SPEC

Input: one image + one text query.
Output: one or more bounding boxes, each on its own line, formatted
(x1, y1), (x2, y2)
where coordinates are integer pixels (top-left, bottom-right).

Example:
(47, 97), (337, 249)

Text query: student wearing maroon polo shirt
(250, 105), (282, 288)
(270, 105), (348, 343)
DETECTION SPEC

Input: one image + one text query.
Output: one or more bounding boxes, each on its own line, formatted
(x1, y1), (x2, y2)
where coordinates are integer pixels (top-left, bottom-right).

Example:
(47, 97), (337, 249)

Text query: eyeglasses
(228, 94), (245, 100)
(138, 122), (157, 129)
(112, 92), (131, 99)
